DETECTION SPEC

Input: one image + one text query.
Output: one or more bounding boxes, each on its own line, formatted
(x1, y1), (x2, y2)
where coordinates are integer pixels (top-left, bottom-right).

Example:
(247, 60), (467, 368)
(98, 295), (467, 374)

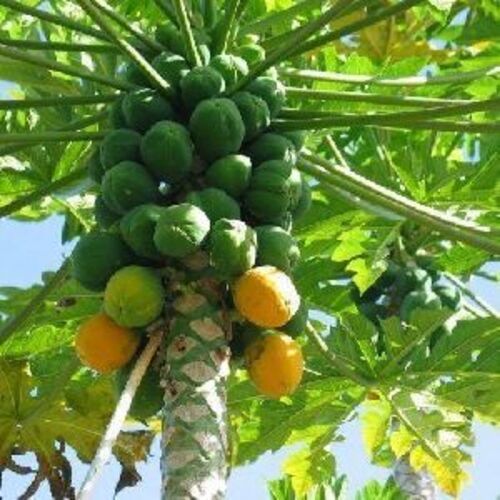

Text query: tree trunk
(393, 457), (436, 500)
(161, 269), (231, 499)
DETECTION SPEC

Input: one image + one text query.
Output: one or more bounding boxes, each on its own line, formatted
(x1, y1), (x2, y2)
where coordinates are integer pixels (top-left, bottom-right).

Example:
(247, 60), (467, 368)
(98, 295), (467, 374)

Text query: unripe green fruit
(395, 268), (432, 295)
(124, 63), (150, 87)
(155, 24), (186, 56)
(154, 203), (211, 258)
(246, 77), (286, 117)
(87, 149), (104, 183)
(255, 225), (300, 273)
(101, 161), (159, 215)
(109, 96), (127, 129)
(231, 91), (271, 142)
(400, 290), (442, 323)
(104, 266), (164, 328)
(94, 195), (120, 229)
(209, 54), (249, 87)
(209, 219), (257, 278)
(122, 89), (174, 133)
(235, 44), (266, 65)
(180, 66), (225, 110)
(245, 133), (297, 166)
(72, 232), (134, 291)
(186, 188), (241, 223)
(152, 51), (189, 90)
(291, 176), (311, 220)
(120, 204), (165, 260)
(281, 300), (308, 338)
(100, 129), (142, 170)
(189, 98), (245, 162)
(205, 154), (252, 198)
(282, 131), (306, 151)
(140, 121), (194, 183)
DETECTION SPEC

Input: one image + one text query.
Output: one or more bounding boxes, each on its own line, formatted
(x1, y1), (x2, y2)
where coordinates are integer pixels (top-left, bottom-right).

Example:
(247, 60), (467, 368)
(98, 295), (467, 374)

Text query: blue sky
(1, 215), (499, 499)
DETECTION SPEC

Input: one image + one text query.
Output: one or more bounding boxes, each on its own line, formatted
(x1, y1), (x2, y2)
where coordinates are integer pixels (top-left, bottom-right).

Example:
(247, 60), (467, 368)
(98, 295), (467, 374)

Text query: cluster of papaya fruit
(72, 23), (311, 415)
(352, 258), (462, 345)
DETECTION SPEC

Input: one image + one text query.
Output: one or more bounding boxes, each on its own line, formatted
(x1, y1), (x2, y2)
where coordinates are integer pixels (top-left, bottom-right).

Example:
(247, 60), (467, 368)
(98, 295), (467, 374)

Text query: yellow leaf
(389, 427), (414, 458)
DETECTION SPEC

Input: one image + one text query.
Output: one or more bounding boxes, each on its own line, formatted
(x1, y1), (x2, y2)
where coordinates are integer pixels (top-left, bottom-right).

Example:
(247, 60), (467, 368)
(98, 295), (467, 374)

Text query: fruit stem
(297, 154), (500, 255)
(89, 0), (165, 53)
(0, 45), (134, 91)
(0, 130), (108, 145)
(279, 65), (500, 88)
(75, 0), (174, 98)
(0, 37), (119, 53)
(306, 323), (373, 387)
(444, 273), (499, 318)
(0, 259), (71, 346)
(77, 328), (165, 500)
(0, 0), (108, 41)
(0, 94), (120, 111)
(171, 0), (203, 66)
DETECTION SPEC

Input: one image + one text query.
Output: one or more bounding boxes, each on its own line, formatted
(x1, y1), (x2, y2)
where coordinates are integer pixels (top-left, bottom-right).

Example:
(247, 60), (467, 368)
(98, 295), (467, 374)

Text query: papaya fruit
(205, 154), (252, 198)
(433, 284), (462, 311)
(140, 121), (194, 183)
(109, 96), (128, 129)
(87, 149), (105, 183)
(94, 195), (120, 229)
(115, 359), (163, 421)
(151, 51), (189, 91)
(209, 219), (257, 277)
(231, 91), (271, 142)
(395, 267), (432, 295)
(244, 160), (293, 222)
(245, 133), (297, 166)
(291, 177), (311, 220)
(246, 77), (286, 118)
(209, 54), (249, 88)
(266, 212), (293, 233)
(281, 300), (308, 338)
(71, 232), (134, 291)
(155, 24), (186, 56)
(101, 161), (159, 215)
(186, 188), (241, 223)
(180, 66), (226, 110)
(245, 331), (303, 398)
(154, 203), (211, 258)
(400, 289), (442, 322)
(189, 98), (245, 162)
(235, 44), (266, 65)
(122, 88), (174, 133)
(75, 313), (140, 374)
(255, 225), (300, 273)
(282, 131), (306, 151)
(124, 62), (150, 87)
(233, 265), (300, 328)
(120, 204), (165, 260)
(104, 265), (165, 328)
(100, 129), (142, 170)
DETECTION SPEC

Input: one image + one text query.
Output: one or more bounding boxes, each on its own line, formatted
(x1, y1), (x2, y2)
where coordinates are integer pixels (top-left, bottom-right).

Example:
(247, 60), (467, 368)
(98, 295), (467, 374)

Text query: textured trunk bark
(160, 272), (231, 500)
(393, 457), (437, 500)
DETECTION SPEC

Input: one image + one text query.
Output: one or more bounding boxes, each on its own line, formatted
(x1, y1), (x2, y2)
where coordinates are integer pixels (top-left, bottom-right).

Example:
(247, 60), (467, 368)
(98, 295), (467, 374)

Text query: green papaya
(209, 219), (257, 277)
(231, 91), (271, 142)
(230, 323), (263, 358)
(281, 300), (308, 337)
(255, 225), (300, 273)
(155, 24), (186, 56)
(120, 204), (165, 260)
(154, 203), (211, 258)
(282, 131), (306, 151)
(209, 54), (249, 88)
(186, 188), (241, 223)
(152, 51), (189, 90)
(246, 77), (286, 117)
(245, 133), (297, 166)
(291, 180), (311, 220)
(109, 96), (128, 129)
(101, 161), (159, 215)
(140, 121), (193, 183)
(180, 66), (225, 110)
(124, 62), (150, 87)
(71, 232), (134, 291)
(100, 129), (142, 170)
(244, 160), (293, 222)
(267, 212), (293, 233)
(115, 360), (163, 421)
(94, 195), (120, 229)
(122, 88), (174, 133)
(433, 284), (462, 311)
(235, 44), (266, 65)
(400, 290), (442, 322)
(395, 268), (432, 295)
(87, 149), (104, 183)
(189, 98), (245, 162)
(205, 154), (252, 198)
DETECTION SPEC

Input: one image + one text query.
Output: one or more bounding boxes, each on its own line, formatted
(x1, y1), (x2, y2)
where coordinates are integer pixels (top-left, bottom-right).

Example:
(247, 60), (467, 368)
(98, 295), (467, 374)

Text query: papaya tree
(0, 0), (499, 498)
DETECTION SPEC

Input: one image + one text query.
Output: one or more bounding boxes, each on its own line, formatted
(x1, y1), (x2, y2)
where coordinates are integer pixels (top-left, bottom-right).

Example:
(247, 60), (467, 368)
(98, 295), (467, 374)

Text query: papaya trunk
(161, 272), (231, 499)
(393, 457), (436, 500)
